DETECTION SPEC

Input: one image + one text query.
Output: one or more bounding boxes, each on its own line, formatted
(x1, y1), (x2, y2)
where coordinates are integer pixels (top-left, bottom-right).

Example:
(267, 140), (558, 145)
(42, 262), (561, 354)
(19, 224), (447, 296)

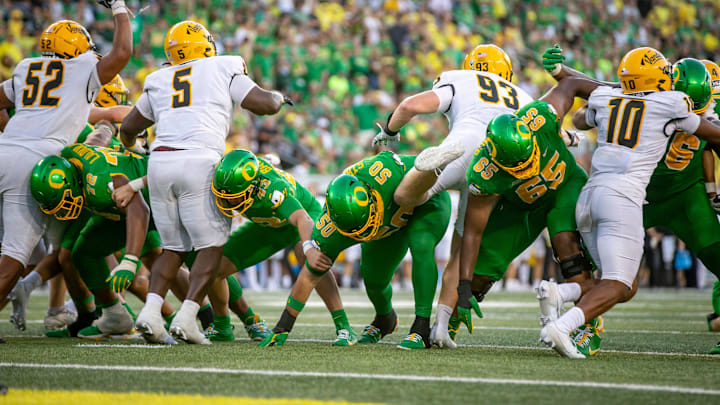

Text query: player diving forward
(0, 1), (132, 306)
(121, 20), (292, 344)
(259, 151), (451, 349)
(540, 47), (720, 358)
(544, 49), (720, 355)
(372, 44), (536, 346)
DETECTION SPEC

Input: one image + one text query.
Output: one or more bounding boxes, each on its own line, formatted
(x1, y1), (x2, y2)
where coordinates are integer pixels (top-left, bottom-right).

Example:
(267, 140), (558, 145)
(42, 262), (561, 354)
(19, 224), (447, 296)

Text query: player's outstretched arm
(372, 91), (441, 146)
(240, 87), (291, 116)
(540, 76), (602, 119)
(106, 174), (148, 292)
(288, 209), (332, 271)
(88, 105), (132, 124)
(95, 1), (132, 85)
(542, 45), (619, 87)
(120, 107), (153, 148)
(694, 118), (720, 153)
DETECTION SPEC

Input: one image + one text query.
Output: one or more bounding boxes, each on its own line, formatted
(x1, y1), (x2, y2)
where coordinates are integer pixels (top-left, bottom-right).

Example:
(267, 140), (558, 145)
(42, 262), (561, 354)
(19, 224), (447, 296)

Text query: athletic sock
(558, 282), (582, 303)
(68, 311), (99, 337)
(331, 309), (350, 330)
(23, 271), (43, 294)
(163, 311), (176, 325)
(555, 306), (585, 335)
(435, 304), (453, 331)
(213, 314), (231, 330)
(145, 293), (164, 313)
(197, 304), (214, 330)
(240, 308), (256, 325)
(227, 275), (244, 301)
(177, 300), (201, 325)
(372, 309), (397, 335)
(410, 316), (431, 345)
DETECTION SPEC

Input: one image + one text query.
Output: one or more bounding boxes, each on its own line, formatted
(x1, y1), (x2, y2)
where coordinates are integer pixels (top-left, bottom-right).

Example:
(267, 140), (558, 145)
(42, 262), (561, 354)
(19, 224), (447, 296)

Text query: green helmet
(325, 174), (383, 242)
(484, 114), (540, 179)
(211, 149), (260, 217)
(30, 155), (84, 220)
(673, 58), (712, 114)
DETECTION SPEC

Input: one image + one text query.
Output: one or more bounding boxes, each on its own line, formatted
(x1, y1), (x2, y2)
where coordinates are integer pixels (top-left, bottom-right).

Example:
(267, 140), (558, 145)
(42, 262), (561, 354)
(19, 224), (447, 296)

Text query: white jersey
(0, 52), (101, 155)
(432, 70), (533, 133)
(584, 86), (699, 204)
(136, 55), (257, 157)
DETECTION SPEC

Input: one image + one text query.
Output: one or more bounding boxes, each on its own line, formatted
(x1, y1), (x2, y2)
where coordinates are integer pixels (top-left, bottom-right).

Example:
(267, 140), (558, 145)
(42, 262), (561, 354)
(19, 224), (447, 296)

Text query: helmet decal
(241, 161), (258, 182)
(353, 186), (369, 207)
(48, 168), (66, 189)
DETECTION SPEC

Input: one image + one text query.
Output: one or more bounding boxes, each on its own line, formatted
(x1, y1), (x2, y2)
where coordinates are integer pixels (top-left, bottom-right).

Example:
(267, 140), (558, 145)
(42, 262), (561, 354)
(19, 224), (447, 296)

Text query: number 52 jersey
(584, 86), (697, 205)
(135, 55), (257, 157)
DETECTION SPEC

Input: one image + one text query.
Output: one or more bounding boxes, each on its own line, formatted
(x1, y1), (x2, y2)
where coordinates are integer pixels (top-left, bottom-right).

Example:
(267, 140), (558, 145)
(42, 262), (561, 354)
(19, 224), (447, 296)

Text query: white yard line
(1, 362), (717, 395)
(74, 344), (170, 349)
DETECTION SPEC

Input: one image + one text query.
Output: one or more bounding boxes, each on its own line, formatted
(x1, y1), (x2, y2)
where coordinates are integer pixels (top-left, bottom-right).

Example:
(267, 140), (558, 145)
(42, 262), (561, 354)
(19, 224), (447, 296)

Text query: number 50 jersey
(584, 86), (696, 205)
(135, 55), (256, 157)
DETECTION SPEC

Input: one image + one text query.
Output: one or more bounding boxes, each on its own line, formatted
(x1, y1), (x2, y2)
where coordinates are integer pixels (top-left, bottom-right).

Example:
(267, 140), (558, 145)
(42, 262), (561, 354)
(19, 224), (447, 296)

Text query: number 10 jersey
(584, 86), (695, 205)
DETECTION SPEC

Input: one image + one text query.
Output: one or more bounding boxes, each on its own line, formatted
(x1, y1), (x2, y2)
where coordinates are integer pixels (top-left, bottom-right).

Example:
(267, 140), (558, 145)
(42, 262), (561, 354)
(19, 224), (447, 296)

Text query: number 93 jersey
(1, 52), (102, 154)
(466, 100), (586, 209)
(135, 55), (256, 157)
(432, 70), (533, 133)
(61, 143), (148, 221)
(584, 86), (696, 205)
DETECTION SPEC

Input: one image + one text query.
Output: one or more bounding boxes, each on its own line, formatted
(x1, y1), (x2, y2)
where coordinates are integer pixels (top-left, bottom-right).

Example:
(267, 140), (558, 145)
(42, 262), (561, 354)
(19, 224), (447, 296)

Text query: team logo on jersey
(271, 190), (285, 208)
(392, 153), (405, 168)
(468, 183), (483, 196)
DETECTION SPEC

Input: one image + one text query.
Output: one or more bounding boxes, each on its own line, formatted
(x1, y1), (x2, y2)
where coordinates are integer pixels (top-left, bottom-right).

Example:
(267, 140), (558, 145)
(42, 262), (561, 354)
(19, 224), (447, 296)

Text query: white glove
(97, 0), (128, 15)
(564, 129), (584, 147)
(127, 140), (147, 155)
(372, 123), (400, 146)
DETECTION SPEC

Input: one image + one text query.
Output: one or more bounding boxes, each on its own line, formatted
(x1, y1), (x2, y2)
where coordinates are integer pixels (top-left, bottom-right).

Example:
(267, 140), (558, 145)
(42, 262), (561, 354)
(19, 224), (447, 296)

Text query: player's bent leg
(314, 271), (355, 346)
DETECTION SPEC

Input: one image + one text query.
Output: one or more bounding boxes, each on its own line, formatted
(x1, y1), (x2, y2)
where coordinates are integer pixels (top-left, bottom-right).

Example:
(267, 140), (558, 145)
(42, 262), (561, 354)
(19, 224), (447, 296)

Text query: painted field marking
(1, 362), (718, 396)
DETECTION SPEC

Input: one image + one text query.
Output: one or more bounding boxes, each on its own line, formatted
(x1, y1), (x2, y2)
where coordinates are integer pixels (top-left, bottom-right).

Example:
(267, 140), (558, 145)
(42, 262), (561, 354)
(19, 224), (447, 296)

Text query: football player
(120, 21), (292, 344)
(258, 151), (451, 349)
(372, 45), (535, 346)
(0, 2), (132, 305)
(540, 47), (720, 358)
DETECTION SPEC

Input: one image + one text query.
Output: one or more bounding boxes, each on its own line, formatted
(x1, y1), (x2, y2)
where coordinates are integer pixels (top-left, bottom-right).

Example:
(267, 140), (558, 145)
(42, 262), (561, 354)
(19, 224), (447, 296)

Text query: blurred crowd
(2, 0), (719, 290)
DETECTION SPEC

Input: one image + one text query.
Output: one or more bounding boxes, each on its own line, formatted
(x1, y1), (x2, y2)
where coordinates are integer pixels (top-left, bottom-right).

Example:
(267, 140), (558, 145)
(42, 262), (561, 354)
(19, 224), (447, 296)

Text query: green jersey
(61, 143), (148, 221)
(645, 130), (705, 202)
(242, 157), (320, 228)
(309, 151), (417, 268)
(74, 123), (123, 147)
(466, 100), (586, 209)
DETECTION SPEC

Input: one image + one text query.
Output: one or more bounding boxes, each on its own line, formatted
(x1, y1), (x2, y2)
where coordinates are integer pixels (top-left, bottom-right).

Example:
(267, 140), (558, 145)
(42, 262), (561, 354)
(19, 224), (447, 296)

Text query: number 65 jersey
(135, 55), (256, 157)
(584, 86), (700, 205)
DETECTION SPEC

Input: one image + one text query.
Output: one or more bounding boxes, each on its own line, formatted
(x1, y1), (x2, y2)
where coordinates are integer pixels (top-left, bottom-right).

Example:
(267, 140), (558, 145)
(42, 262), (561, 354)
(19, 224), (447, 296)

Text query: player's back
(433, 70), (533, 132)
(585, 86), (694, 204)
(139, 55), (249, 157)
(1, 52), (101, 155)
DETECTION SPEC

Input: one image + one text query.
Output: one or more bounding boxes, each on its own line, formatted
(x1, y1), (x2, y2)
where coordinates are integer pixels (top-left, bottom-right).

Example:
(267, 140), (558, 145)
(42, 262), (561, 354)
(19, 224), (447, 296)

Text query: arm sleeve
(134, 91), (155, 122)
(2, 79), (15, 101)
(432, 85), (454, 113)
(585, 105), (598, 128)
(229, 74), (257, 105)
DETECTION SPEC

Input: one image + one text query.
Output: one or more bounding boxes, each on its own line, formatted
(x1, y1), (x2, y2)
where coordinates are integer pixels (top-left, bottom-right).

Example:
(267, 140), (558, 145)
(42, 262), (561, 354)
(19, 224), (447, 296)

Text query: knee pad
(470, 275), (494, 303)
(559, 252), (593, 280)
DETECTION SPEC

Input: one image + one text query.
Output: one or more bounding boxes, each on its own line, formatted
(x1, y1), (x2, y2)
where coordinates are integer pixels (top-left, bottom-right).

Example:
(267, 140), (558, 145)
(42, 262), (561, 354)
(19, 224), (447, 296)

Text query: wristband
(302, 240), (314, 255)
(128, 177), (145, 192)
(706, 182), (717, 194)
(384, 112), (399, 136)
(122, 254), (141, 271)
(550, 64), (562, 77)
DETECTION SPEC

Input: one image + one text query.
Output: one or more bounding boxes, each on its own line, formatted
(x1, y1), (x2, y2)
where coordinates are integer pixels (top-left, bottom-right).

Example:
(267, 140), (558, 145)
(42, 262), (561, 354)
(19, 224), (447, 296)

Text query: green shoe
(45, 328), (71, 338)
(397, 333), (427, 350)
(709, 342), (720, 355)
(448, 316), (461, 341)
(257, 331), (288, 347)
(77, 325), (105, 340)
(332, 328), (357, 347)
(204, 324), (235, 342)
(244, 315), (271, 341)
(587, 316), (605, 333)
(571, 323), (602, 357)
(358, 316), (399, 344)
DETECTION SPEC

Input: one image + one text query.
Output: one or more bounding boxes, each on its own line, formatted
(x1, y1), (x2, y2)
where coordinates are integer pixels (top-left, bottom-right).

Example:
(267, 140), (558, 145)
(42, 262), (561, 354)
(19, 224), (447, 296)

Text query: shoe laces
(336, 329), (351, 340)
(362, 325), (380, 338)
(406, 333), (423, 343)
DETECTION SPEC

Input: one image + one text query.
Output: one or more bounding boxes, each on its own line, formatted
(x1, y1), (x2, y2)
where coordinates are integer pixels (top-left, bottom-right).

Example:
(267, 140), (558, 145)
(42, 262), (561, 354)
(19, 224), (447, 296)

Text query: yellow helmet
(164, 21), (216, 65)
(462, 44), (513, 81)
(617, 47), (672, 93)
(95, 75), (129, 107)
(39, 20), (95, 59)
(701, 59), (720, 98)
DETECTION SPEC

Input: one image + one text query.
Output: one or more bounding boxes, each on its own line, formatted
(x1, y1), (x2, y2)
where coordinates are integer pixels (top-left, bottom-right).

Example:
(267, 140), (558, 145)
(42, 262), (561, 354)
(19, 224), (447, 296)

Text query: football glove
(106, 254), (141, 293)
(257, 331), (288, 347)
(372, 122), (400, 146)
(282, 94), (295, 106)
(711, 195), (720, 215)
(564, 129), (584, 147)
(457, 280), (483, 333)
(97, 0), (128, 15)
(542, 45), (565, 76)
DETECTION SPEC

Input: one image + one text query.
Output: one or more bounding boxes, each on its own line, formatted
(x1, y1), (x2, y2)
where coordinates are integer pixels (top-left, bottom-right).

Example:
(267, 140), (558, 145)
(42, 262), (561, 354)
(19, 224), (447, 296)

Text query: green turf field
(1, 288), (719, 404)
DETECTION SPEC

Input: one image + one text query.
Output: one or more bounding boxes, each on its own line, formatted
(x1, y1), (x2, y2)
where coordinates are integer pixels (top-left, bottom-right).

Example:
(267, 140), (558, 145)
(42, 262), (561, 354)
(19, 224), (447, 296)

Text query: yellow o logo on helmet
(516, 121), (531, 139)
(241, 161), (257, 181)
(48, 169), (67, 189)
(353, 186), (369, 207)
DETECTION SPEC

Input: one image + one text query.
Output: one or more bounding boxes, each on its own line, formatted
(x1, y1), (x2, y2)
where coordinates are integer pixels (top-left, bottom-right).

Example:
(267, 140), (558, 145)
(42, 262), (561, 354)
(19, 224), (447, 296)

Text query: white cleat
(536, 280), (563, 327)
(9, 279), (29, 331)
(44, 306), (78, 331)
(430, 322), (457, 349)
(95, 304), (134, 335)
(414, 141), (464, 172)
(136, 308), (177, 345)
(539, 322), (585, 359)
(169, 316), (211, 345)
